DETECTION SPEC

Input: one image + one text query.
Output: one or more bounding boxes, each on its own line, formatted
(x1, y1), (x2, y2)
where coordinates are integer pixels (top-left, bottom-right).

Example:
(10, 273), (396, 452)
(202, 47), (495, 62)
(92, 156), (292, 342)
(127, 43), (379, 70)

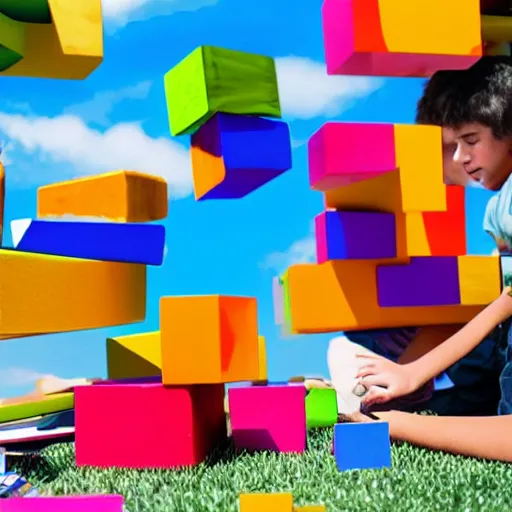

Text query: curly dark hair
(416, 57), (512, 139)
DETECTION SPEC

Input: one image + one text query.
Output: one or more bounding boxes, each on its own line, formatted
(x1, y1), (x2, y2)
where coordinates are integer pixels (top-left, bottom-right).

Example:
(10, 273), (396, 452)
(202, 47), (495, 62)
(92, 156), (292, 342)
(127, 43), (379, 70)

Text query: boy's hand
(355, 354), (417, 406)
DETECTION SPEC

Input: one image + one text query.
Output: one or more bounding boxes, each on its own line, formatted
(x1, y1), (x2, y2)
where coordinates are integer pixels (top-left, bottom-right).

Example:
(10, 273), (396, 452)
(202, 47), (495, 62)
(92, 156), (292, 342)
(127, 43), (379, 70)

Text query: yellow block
(0, 162), (4, 246)
(396, 212), (432, 257)
(287, 260), (483, 333)
(239, 493), (293, 511)
(294, 507), (326, 512)
(0, 250), (146, 335)
(37, 170), (168, 222)
(258, 335), (268, 381)
(393, 124), (446, 213)
(324, 125), (446, 214)
(107, 332), (161, 380)
(457, 255), (501, 305)
(0, 0), (103, 79)
(379, 0), (481, 56)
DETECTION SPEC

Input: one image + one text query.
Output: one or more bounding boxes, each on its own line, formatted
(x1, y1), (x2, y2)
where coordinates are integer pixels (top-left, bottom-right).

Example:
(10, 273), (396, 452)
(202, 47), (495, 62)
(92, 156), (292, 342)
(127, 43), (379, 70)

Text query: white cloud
(261, 234), (316, 274)
(275, 57), (384, 120)
(0, 367), (50, 387)
(64, 81), (152, 127)
(0, 113), (193, 197)
(102, 0), (219, 29)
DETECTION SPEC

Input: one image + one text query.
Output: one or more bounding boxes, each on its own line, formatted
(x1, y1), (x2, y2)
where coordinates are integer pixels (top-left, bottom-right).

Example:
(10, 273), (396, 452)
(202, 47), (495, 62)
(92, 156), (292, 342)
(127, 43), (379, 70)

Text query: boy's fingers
(356, 365), (377, 378)
(355, 353), (381, 361)
(361, 386), (389, 405)
(359, 375), (388, 388)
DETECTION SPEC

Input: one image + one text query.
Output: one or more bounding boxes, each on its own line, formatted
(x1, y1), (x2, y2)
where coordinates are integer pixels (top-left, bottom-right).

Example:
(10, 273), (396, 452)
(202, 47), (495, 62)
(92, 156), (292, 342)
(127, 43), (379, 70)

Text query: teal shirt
(483, 174), (512, 254)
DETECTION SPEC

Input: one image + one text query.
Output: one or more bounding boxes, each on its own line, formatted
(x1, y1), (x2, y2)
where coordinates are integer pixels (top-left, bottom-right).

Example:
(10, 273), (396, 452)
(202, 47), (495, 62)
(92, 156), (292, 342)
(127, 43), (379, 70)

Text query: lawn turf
(10, 428), (512, 511)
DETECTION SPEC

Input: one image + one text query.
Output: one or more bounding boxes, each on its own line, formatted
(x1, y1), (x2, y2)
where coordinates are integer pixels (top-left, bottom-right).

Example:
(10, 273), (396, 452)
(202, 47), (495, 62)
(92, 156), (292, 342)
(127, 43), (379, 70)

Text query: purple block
(377, 257), (461, 307)
(315, 211), (396, 263)
(191, 112), (292, 200)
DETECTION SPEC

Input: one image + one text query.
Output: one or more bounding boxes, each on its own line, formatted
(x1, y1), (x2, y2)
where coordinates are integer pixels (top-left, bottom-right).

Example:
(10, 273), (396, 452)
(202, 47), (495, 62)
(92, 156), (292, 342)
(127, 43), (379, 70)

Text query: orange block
(323, 0), (481, 77)
(239, 493), (294, 511)
(190, 144), (224, 200)
(0, 250), (146, 336)
(286, 260), (483, 333)
(37, 170), (168, 222)
(160, 295), (260, 384)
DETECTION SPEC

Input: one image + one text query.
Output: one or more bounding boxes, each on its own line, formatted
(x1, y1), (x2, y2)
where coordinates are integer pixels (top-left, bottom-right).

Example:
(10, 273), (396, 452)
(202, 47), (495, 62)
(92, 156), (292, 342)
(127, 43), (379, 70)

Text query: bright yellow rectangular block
(286, 260), (484, 333)
(37, 170), (168, 222)
(294, 506), (326, 512)
(107, 332), (161, 380)
(239, 493), (293, 511)
(0, 250), (146, 335)
(457, 255), (501, 305)
(258, 335), (268, 381)
(0, 0), (103, 79)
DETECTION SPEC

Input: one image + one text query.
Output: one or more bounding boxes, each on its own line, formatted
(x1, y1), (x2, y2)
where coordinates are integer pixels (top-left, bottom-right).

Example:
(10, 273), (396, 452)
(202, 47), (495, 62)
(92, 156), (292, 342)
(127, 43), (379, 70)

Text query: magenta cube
(1, 496), (124, 512)
(228, 384), (306, 453)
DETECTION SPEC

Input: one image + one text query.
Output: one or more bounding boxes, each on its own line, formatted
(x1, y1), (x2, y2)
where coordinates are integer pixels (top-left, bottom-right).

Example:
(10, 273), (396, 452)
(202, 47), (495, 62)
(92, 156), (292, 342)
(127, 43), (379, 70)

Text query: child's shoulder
(484, 174), (512, 251)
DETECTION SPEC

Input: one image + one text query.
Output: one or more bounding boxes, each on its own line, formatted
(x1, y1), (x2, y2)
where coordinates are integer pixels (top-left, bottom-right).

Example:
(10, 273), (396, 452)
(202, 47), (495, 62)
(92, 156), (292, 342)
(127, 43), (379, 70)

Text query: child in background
(344, 57), (512, 462)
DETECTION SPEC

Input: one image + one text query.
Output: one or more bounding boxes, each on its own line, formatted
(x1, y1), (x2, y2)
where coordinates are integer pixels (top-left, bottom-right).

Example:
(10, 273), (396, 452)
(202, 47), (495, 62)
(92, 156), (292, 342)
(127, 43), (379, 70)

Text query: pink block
(1, 495), (124, 512)
(228, 385), (306, 453)
(322, 0), (480, 78)
(75, 383), (226, 469)
(308, 123), (395, 191)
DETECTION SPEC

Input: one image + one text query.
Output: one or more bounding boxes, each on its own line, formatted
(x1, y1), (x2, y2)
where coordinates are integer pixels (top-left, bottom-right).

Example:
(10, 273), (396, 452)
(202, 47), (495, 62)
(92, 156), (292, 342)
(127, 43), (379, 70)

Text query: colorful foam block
(305, 388), (338, 429)
(229, 385), (306, 453)
(37, 171), (168, 222)
(0, 392), (73, 424)
(1, 495), (124, 512)
(283, 260), (483, 333)
(0, 250), (145, 336)
(315, 211), (396, 262)
(106, 331), (161, 380)
(294, 507), (327, 512)
(457, 255), (501, 305)
(257, 335), (268, 382)
(311, 123), (446, 213)
(322, 0), (481, 78)
(0, 0), (103, 79)
(239, 493), (294, 511)
(0, 1), (52, 23)
(11, 218), (166, 265)
(333, 422), (391, 471)
(190, 113), (292, 200)
(160, 295), (260, 384)
(0, 11), (24, 72)
(164, 46), (281, 136)
(75, 383), (226, 468)
(377, 257), (461, 307)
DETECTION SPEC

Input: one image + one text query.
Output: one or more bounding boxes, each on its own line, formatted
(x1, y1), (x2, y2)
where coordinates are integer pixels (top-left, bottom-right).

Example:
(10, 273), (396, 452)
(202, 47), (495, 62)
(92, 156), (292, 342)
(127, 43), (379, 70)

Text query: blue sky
(0, 0), (497, 398)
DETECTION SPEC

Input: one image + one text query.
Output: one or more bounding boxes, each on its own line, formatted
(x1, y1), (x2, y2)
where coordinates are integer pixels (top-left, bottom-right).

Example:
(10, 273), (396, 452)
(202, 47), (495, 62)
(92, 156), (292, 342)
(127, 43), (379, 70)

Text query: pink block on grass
(228, 384), (306, 453)
(75, 383), (226, 469)
(1, 495), (124, 512)
(308, 123), (395, 191)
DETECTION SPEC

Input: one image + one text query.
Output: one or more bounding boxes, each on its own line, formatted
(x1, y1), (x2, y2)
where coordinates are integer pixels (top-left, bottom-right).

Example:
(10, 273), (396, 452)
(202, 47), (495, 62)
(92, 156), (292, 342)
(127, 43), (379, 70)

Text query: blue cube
(333, 422), (391, 471)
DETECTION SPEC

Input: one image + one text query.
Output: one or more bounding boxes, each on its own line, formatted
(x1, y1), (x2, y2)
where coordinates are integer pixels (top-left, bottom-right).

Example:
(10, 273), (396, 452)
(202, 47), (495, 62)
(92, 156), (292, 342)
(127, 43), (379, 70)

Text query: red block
(75, 383), (226, 469)
(422, 185), (466, 256)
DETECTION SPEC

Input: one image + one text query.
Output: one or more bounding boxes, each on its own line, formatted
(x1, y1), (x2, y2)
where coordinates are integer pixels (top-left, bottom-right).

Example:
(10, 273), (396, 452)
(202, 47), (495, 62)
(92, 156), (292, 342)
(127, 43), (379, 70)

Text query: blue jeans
(498, 320), (512, 415)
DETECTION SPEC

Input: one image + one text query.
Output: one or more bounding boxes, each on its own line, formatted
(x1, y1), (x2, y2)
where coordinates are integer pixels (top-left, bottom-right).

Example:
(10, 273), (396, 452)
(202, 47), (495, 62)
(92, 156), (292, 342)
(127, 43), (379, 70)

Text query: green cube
(0, 12), (24, 72)
(305, 388), (338, 429)
(164, 46), (282, 136)
(0, 0), (52, 24)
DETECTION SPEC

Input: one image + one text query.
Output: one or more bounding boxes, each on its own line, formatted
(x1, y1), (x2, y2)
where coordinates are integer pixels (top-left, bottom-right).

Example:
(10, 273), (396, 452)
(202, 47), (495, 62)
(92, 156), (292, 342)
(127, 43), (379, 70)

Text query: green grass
(10, 429), (512, 511)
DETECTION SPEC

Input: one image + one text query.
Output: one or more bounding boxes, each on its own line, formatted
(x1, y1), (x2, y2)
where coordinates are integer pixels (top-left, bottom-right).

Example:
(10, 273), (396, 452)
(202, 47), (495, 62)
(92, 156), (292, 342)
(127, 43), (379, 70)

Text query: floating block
(284, 260), (483, 333)
(239, 493), (293, 511)
(0, 1), (51, 23)
(257, 335), (268, 382)
(75, 383), (226, 468)
(190, 113), (292, 200)
(322, 0), (481, 78)
(164, 46), (281, 136)
(160, 295), (259, 385)
(315, 211), (396, 262)
(229, 385), (306, 453)
(37, 171), (168, 222)
(0, 12), (24, 72)
(311, 123), (446, 213)
(457, 255), (501, 305)
(11, 218), (166, 265)
(333, 422), (391, 471)
(0, 250), (145, 336)
(501, 256), (512, 288)
(377, 257), (460, 307)
(305, 388), (338, 429)
(0, 0), (103, 79)
(1, 495), (124, 512)
(106, 331), (161, 380)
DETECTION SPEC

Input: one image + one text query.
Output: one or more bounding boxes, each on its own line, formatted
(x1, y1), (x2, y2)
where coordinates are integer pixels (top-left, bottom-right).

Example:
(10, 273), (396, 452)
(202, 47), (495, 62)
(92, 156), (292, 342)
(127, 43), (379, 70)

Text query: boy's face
(442, 123), (512, 191)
